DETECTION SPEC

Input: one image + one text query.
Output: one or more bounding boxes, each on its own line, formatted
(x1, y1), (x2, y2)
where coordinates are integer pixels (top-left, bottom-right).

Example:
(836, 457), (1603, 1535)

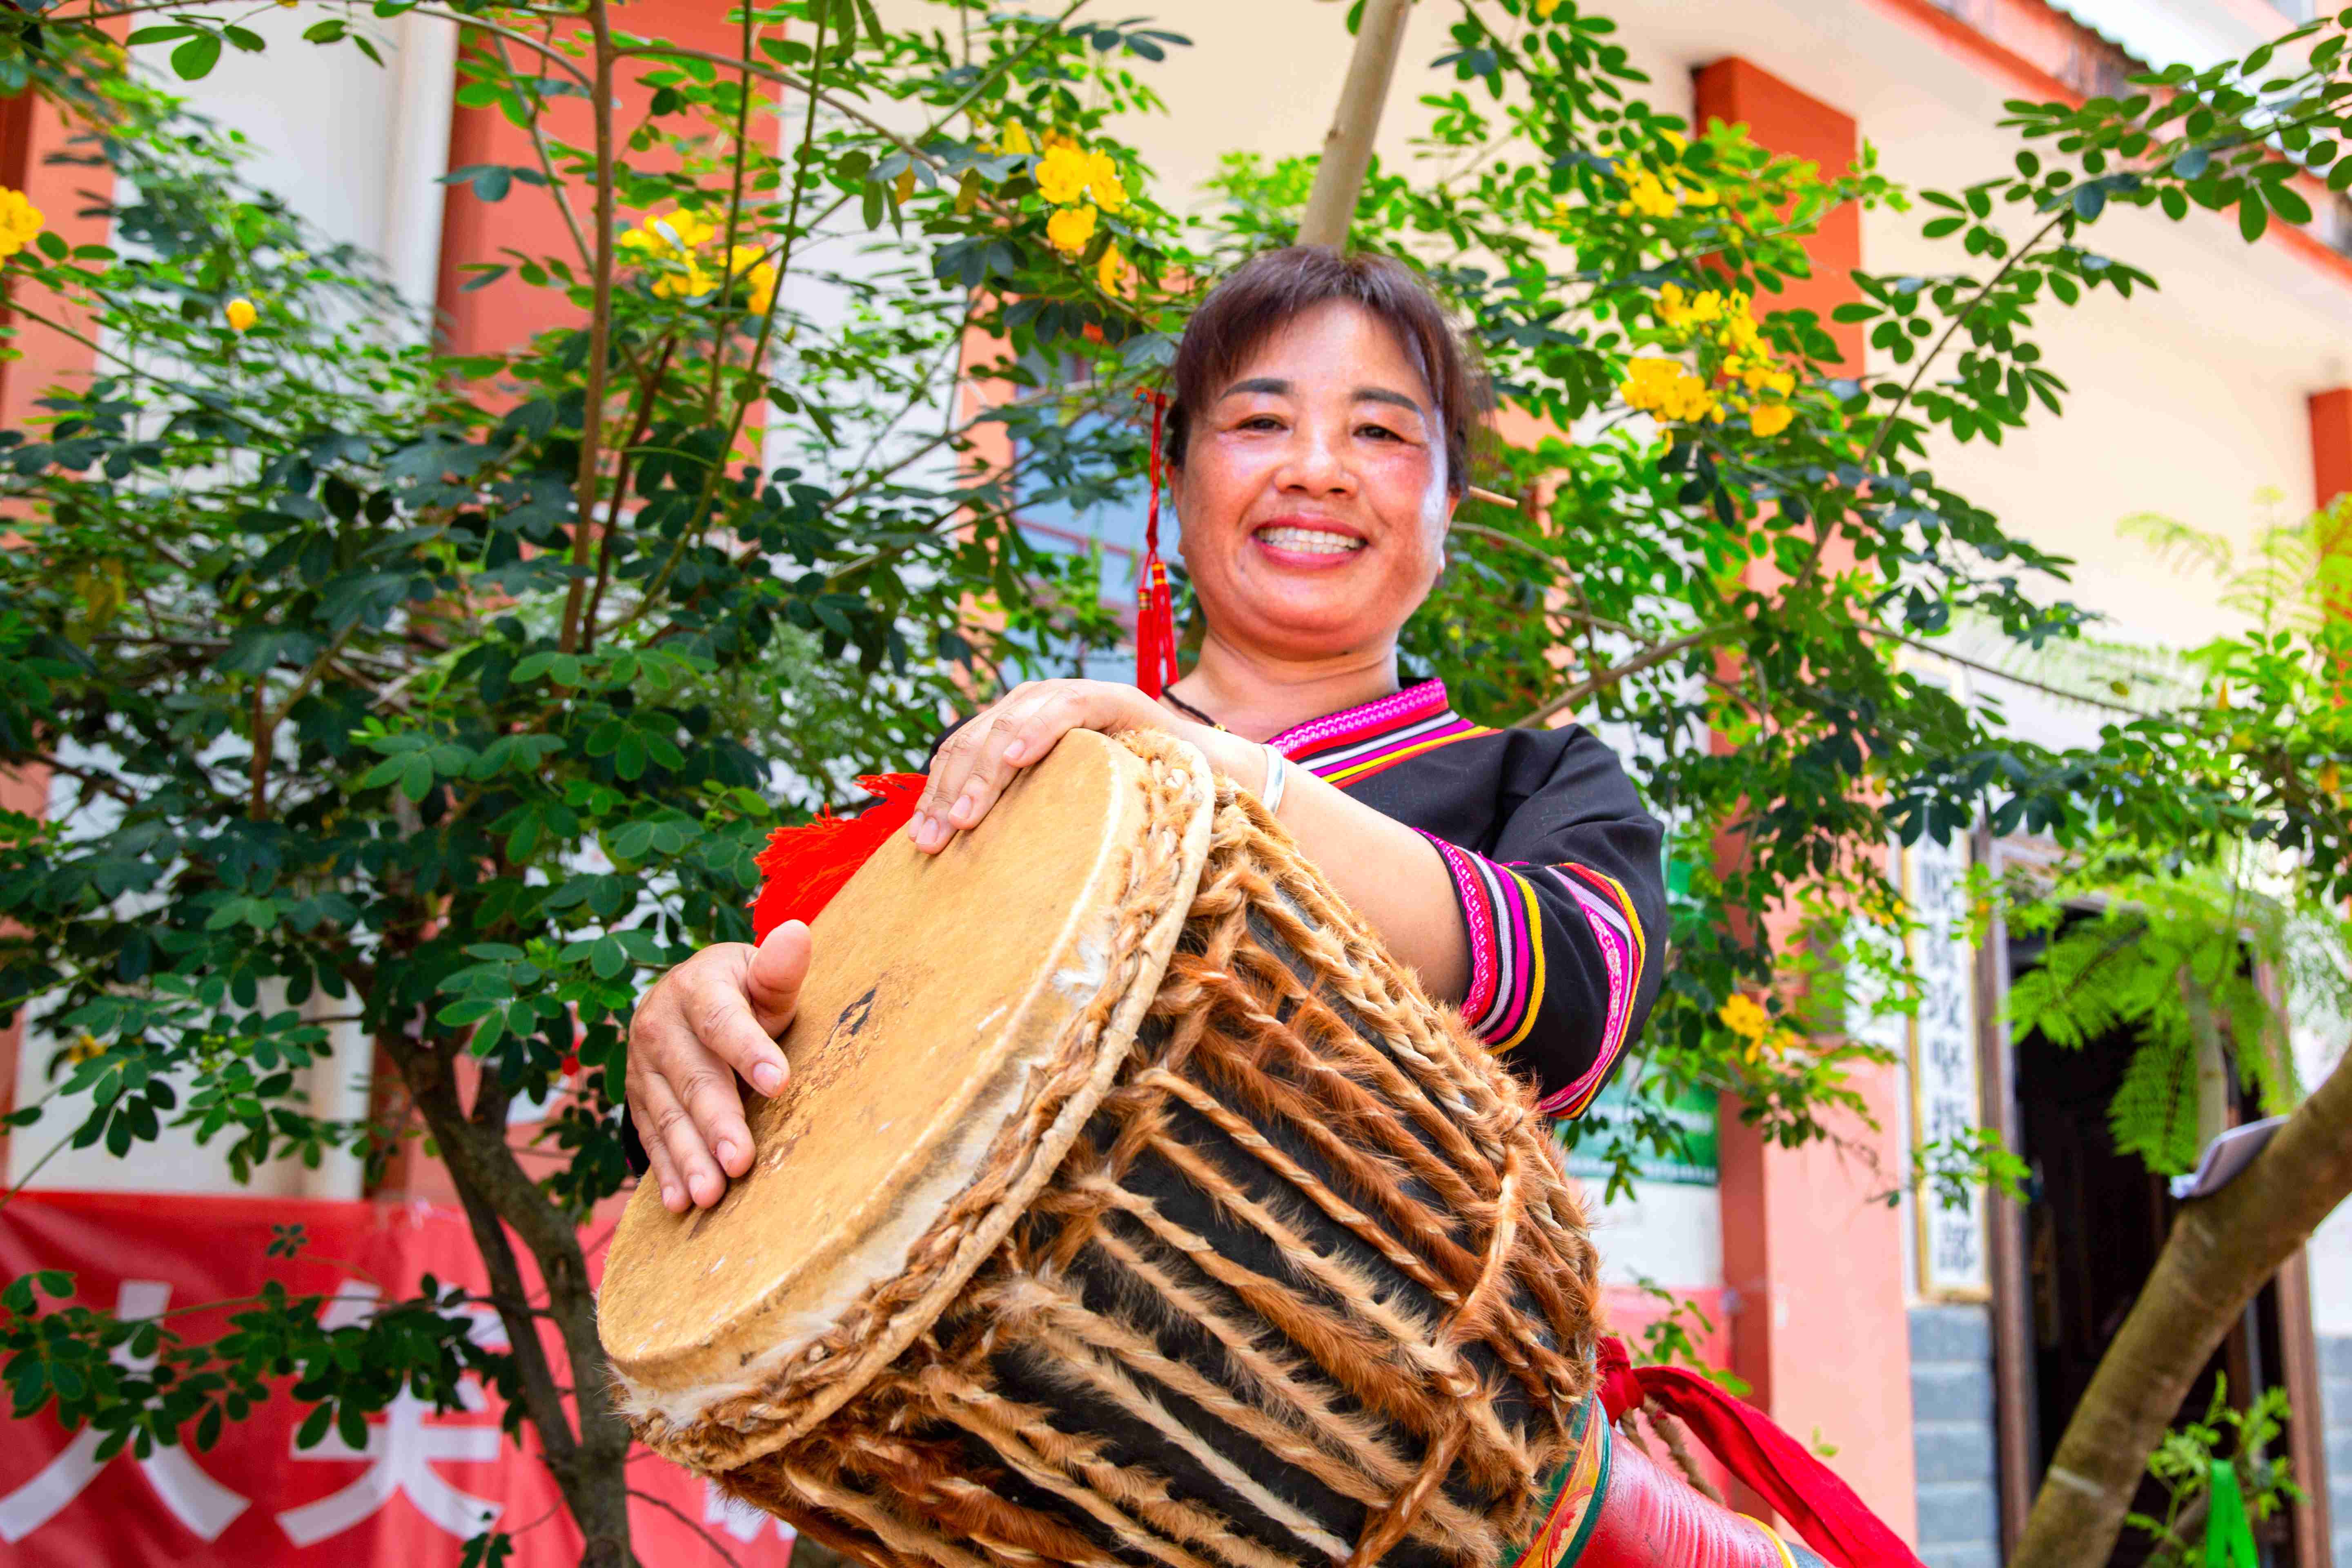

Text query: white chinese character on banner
(704, 1479), (796, 1544)
(274, 1285), (509, 1547)
(0, 1280), (252, 1543)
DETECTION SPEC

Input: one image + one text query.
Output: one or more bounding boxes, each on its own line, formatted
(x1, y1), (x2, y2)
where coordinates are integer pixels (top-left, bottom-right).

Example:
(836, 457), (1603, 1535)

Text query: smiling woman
(621, 247), (1668, 1219)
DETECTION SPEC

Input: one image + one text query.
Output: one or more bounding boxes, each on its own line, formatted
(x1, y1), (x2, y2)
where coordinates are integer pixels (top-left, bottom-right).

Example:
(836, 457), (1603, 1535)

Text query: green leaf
(589, 935), (627, 980)
(295, 1403), (334, 1450)
(2238, 191), (2268, 241)
(170, 33), (223, 80)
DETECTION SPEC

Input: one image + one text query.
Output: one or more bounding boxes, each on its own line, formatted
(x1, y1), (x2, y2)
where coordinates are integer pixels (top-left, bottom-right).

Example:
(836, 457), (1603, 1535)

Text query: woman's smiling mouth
(1252, 521), (1366, 560)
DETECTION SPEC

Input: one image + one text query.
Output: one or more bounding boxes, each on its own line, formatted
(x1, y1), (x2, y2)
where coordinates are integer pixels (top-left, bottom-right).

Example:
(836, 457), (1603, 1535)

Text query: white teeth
(1256, 526), (1364, 555)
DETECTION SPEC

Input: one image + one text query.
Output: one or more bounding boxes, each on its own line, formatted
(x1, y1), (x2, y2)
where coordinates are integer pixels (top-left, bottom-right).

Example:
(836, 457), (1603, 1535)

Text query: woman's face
(1172, 300), (1454, 665)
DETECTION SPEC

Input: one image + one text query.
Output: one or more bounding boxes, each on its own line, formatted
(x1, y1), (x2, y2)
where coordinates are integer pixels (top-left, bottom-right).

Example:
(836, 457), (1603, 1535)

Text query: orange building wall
(2310, 388), (2352, 510)
(434, 4), (775, 358)
(0, 80), (114, 1169)
(1695, 56), (1921, 1539)
(1691, 58), (1864, 372)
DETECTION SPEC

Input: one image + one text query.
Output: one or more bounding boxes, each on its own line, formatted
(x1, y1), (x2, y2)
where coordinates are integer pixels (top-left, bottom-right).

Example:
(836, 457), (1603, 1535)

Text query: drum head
(601, 730), (1214, 1459)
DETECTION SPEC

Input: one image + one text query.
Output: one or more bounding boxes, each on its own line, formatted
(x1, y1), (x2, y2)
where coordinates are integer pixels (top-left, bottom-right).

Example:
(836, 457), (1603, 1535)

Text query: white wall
(132, 6), (454, 308)
(9, 993), (373, 1200)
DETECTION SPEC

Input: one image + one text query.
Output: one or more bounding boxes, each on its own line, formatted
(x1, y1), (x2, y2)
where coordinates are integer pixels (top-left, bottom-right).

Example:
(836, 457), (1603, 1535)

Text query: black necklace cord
(1158, 688), (1225, 731)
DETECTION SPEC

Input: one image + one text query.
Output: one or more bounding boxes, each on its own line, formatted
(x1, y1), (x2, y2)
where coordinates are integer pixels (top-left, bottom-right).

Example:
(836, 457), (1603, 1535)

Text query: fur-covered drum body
(600, 731), (1606, 1568)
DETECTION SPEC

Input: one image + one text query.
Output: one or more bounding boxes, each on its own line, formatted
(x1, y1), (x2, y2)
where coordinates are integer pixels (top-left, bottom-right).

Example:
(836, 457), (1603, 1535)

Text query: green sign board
(1552, 1079), (1720, 1186)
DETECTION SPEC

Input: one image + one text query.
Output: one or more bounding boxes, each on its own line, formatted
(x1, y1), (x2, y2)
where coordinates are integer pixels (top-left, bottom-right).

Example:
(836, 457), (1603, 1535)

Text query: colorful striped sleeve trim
(1533, 862), (1650, 1119)
(1305, 711), (1493, 786)
(1417, 833), (1546, 1052)
(1272, 679), (1496, 788)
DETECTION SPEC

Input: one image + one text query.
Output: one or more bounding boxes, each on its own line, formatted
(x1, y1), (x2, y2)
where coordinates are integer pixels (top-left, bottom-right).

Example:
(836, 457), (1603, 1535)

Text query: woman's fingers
(913, 683), (1151, 855)
(943, 687), (1087, 835)
(627, 1067), (689, 1212)
(625, 932), (812, 1209)
(911, 686), (1046, 852)
(740, 921), (810, 1068)
(635, 1067), (715, 1213)
(911, 699), (1002, 841)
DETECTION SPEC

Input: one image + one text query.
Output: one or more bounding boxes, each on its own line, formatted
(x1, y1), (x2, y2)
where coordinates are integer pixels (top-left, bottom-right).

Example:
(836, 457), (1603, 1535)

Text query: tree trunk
(385, 1029), (640, 1568)
(1297, 0), (1414, 248)
(2010, 1038), (2352, 1568)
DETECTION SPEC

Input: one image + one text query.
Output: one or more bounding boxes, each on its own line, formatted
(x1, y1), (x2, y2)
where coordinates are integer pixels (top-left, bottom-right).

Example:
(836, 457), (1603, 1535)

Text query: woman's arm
(1416, 730), (1667, 1117)
(912, 679), (1471, 1002)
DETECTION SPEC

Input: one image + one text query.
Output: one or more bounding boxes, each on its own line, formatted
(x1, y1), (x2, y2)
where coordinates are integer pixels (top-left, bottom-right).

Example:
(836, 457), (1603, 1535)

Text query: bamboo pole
(1297, 0), (1415, 249)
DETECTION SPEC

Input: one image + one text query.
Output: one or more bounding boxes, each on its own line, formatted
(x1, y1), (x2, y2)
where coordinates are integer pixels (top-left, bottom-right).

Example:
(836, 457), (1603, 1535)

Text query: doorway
(2006, 930), (2304, 1567)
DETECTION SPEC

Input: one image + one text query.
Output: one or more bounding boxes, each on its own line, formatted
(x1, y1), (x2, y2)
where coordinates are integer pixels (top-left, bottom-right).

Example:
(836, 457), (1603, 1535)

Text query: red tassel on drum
(750, 773), (927, 940)
(1134, 390), (1180, 700)
(1594, 1337), (1927, 1568)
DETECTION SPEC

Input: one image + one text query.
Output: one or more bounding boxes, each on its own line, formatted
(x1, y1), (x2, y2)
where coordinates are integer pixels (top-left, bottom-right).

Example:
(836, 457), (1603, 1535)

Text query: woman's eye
(1358, 423), (1400, 442)
(1238, 415), (1284, 432)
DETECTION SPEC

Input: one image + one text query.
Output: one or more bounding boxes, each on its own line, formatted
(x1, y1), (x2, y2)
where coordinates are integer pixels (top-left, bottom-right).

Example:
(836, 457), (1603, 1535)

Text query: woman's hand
(911, 679), (1245, 853)
(624, 920), (807, 1212)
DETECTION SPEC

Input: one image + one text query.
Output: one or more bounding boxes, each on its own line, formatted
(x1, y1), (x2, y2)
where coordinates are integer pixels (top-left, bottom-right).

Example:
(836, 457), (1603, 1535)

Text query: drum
(601, 729), (1604, 1568)
(601, 728), (1855, 1568)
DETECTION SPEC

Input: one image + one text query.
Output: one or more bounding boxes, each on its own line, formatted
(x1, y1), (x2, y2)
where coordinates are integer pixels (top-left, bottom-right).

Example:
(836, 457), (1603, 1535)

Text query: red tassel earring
(1134, 389), (1180, 699)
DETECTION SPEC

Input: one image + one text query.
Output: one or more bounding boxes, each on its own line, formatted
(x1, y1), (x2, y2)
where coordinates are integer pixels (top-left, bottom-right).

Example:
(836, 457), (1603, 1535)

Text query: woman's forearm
(1195, 731), (1470, 1003)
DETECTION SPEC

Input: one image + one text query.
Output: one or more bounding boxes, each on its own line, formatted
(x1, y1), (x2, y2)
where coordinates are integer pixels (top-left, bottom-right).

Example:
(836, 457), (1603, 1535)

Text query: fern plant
(2002, 496), (2352, 1174)
(2005, 861), (2343, 1172)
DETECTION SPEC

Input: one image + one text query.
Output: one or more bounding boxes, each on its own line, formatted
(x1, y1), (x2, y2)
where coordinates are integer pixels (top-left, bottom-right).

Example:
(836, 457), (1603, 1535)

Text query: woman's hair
(1165, 246), (1487, 498)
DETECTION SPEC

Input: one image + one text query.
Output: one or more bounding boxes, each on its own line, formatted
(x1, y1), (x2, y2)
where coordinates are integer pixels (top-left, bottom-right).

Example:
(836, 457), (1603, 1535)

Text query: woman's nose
(1275, 421), (1353, 495)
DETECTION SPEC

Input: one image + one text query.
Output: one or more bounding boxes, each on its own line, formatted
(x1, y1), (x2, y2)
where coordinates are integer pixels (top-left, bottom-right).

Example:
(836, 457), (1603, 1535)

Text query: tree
(1, 2), (2350, 1564)
(1992, 501), (2352, 1565)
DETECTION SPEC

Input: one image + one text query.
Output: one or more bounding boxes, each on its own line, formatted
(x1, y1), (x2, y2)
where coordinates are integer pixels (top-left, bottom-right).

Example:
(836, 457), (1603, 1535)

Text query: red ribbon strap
(1595, 1337), (1925, 1568)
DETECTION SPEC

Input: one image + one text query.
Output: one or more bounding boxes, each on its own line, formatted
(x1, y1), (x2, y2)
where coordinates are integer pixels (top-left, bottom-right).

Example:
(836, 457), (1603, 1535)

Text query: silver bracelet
(1259, 744), (1289, 816)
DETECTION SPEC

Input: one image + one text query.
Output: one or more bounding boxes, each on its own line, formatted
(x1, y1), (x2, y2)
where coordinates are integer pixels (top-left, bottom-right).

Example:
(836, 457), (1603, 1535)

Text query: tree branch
(556, 0), (618, 656)
(1298, 0), (1414, 248)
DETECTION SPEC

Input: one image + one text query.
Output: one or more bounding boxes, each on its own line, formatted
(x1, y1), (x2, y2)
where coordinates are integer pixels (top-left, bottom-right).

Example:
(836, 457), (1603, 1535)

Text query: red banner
(0, 1190), (796, 1568)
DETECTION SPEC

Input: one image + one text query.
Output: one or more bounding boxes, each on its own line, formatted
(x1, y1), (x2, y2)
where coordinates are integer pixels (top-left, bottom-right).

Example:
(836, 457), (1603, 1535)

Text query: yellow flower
(1085, 149), (1127, 213)
(999, 121), (1035, 156)
(224, 297), (258, 332)
(1620, 356), (1716, 423)
(1617, 169), (1680, 220)
(651, 261), (717, 300)
(1535, 0), (1561, 15)
(63, 1031), (105, 1065)
(1095, 241), (1124, 293)
(1749, 402), (1794, 437)
(895, 166), (917, 204)
(1046, 203), (1098, 256)
(0, 187), (44, 261)
(620, 207), (715, 258)
(1042, 129), (1079, 154)
(2321, 760), (2343, 799)
(1719, 993), (1771, 1042)
(746, 260), (777, 316)
(1036, 145), (1091, 207)
(1657, 282), (1733, 330)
